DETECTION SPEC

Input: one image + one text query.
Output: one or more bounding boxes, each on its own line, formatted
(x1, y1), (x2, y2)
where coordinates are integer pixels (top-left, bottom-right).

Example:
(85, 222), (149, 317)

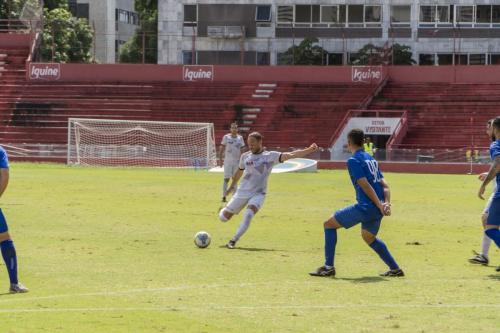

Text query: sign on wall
(28, 63), (61, 81)
(183, 65), (214, 82)
(351, 66), (383, 83)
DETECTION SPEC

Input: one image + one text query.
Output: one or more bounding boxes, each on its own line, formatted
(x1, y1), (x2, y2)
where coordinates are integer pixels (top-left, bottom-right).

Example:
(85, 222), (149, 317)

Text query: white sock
(481, 234), (492, 258)
(222, 179), (229, 198)
(232, 209), (255, 242)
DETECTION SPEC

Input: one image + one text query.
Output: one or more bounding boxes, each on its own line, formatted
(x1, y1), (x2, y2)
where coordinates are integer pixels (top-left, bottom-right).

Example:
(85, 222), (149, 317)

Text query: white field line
(0, 281), (498, 311)
(0, 303), (499, 314)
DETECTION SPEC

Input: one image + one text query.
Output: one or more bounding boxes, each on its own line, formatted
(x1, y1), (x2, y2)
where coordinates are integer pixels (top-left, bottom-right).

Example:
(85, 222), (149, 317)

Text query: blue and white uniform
(486, 140), (500, 226)
(334, 148), (385, 235)
(0, 147), (9, 233)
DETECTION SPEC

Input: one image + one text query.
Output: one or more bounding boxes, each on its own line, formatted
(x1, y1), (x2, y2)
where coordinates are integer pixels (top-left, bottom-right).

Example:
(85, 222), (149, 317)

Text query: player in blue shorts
(477, 117), (500, 272)
(0, 146), (28, 292)
(310, 129), (403, 277)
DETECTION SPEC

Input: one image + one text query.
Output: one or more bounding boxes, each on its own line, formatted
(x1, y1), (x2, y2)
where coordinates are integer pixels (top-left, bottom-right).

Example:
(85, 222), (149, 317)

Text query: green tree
(279, 37), (327, 65)
(41, 7), (93, 63)
(353, 43), (416, 65)
(390, 43), (416, 65)
(0, 0), (23, 19)
(119, 0), (157, 63)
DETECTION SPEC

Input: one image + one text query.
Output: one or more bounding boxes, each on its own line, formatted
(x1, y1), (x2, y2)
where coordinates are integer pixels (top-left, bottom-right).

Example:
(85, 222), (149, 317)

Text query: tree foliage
(119, 0), (157, 64)
(352, 43), (416, 65)
(279, 37), (327, 65)
(41, 7), (93, 63)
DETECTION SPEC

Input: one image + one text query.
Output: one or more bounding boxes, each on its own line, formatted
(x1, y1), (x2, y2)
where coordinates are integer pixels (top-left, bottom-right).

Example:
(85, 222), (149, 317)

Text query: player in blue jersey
(310, 129), (403, 277)
(477, 117), (500, 272)
(0, 146), (29, 292)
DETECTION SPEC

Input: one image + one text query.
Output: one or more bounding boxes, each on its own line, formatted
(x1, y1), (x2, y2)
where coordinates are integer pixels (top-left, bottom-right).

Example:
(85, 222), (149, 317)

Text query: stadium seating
(369, 82), (500, 149)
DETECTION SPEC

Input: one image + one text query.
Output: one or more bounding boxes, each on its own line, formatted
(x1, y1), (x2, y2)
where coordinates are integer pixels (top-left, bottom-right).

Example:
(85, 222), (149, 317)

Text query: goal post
(67, 118), (217, 168)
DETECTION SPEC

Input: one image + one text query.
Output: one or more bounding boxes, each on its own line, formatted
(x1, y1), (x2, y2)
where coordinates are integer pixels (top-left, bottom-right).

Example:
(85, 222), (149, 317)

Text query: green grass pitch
(0, 163), (498, 332)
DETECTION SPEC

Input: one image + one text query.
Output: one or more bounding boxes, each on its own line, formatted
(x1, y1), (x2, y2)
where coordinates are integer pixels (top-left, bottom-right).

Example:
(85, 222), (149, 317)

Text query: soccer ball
(194, 231), (211, 248)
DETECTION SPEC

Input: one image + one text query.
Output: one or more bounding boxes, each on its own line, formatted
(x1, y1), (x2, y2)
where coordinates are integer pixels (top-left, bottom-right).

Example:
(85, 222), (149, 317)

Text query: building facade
(158, 0), (500, 66)
(69, 0), (139, 63)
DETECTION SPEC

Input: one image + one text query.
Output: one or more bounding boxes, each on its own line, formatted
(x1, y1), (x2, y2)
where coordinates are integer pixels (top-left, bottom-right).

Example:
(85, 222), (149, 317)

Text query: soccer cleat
(309, 265), (336, 277)
(468, 251), (489, 265)
(226, 240), (236, 249)
(380, 268), (405, 277)
(496, 266), (500, 272)
(9, 282), (29, 293)
(222, 197), (227, 203)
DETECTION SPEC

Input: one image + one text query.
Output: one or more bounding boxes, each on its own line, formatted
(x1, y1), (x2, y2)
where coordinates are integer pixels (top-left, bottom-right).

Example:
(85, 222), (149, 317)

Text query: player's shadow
(486, 274), (500, 281)
(336, 276), (387, 284)
(218, 245), (278, 252)
(0, 292), (13, 297)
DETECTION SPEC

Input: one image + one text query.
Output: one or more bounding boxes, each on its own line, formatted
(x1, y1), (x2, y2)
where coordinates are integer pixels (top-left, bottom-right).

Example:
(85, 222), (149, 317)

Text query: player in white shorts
(469, 119), (496, 267)
(218, 131), (318, 249)
(219, 123), (245, 202)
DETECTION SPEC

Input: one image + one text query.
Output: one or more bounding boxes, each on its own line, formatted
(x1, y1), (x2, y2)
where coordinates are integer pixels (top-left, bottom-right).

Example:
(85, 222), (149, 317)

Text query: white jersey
(235, 150), (282, 198)
(221, 134), (245, 162)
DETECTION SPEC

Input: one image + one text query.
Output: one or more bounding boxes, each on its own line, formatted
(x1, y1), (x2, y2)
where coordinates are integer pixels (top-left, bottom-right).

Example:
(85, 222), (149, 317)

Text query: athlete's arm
(380, 178), (391, 204)
(479, 156), (500, 199)
(357, 177), (387, 215)
(219, 145), (225, 166)
(0, 168), (9, 198)
(280, 143), (318, 162)
(226, 168), (244, 196)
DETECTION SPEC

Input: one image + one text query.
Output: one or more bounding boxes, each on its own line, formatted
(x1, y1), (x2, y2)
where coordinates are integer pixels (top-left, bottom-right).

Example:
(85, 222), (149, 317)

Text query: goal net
(67, 118), (217, 168)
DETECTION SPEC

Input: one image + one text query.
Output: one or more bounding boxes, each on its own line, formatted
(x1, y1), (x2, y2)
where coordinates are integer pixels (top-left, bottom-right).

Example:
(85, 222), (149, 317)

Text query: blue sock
(369, 238), (399, 270)
(1, 240), (18, 284)
(324, 228), (337, 267)
(485, 229), (500, 248)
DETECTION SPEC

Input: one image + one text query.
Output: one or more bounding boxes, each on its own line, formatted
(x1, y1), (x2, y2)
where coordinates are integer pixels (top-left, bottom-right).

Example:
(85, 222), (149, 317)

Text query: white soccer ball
(194, 231), (211, 248)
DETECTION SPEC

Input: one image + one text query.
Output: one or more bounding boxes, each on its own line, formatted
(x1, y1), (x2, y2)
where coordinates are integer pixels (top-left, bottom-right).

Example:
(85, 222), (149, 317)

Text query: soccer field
(0, 163), (498, 333)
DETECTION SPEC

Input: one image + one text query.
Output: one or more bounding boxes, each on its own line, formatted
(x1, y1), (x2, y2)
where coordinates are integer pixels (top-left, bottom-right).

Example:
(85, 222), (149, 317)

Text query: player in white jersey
(469, 119), (496, 266)
(219, 123), (245, 202)
(218, 131), (318, 248)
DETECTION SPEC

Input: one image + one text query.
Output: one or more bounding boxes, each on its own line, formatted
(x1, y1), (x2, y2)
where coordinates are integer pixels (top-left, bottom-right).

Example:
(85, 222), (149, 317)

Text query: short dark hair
(348, 129), (364, 147)
(248, 131), (263, 141)
(492, 117), (500, 131)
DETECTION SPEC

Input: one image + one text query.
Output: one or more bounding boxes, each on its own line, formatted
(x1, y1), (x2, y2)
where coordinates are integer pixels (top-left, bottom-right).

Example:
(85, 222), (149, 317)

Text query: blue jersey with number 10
(347, 149), (385, 207)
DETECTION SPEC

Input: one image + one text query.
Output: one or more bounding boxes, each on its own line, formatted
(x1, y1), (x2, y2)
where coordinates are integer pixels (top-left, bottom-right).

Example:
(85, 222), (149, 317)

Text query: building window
(183, 51), (196, 65)
(476, 5), (492, 24)
(391, 6), (411, 26)
(348, 52), (360, 64)
(348, 5), (364, 26)
(295, 5), (320, 23)
(419, 5), (453, 26)
(454, 54), (467, 65)
(490, 54), (500, 65)
(437, 54), (453, 65)
(365, 6), (382, 24)
(493, 6), (500, 24)
(457, 6), (474, 24)
(256, 5), (271, 22)
(469, 54), (486, 65)
(184, 5), (197, 27)
(436, 6), (450, 23)
(256, 52), (270, 65)
(277, 6), (293, 24)
(76, 4), (89, 20)
(419, 6), (435, 23)
(321, 6), (338, 23)
(327, 53), (343, 65)
(419, 54), (435, 65)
